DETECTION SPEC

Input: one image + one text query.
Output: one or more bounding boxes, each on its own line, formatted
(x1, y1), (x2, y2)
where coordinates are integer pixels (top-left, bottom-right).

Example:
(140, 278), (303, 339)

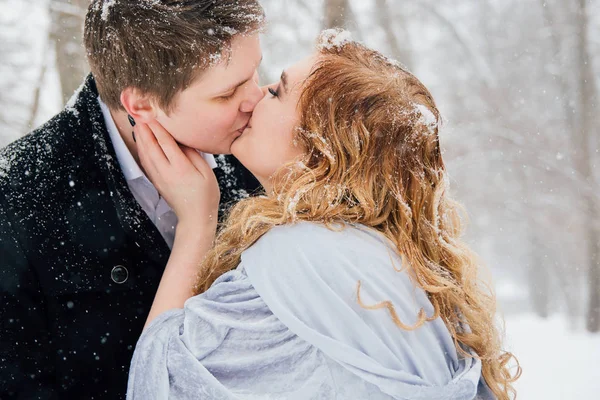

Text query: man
(0, 1), (265, 398)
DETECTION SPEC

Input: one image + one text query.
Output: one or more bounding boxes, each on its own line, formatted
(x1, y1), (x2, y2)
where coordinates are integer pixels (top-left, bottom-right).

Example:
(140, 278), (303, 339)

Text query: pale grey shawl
(127, 222), (494, 399)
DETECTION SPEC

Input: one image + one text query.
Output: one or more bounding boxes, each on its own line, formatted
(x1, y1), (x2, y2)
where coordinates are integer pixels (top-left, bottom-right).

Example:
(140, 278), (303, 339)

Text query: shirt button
(111, 265), (129, 284)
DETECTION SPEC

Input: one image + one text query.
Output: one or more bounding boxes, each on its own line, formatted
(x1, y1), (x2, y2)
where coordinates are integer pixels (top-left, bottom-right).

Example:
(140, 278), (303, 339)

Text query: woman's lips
(236, 126), (251, 138)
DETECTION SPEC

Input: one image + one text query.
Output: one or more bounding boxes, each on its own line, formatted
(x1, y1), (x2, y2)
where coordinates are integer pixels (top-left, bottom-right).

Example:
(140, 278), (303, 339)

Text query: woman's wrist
(168, 218), (217, 269)
(175, 219), (216, 241)
(143, 216), (217, 330)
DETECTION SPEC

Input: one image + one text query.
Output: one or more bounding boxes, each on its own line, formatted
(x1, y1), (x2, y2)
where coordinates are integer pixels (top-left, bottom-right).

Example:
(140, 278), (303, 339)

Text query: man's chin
(228, 135), (247, 157)
(228, 141), (240, 158)
(199, 134), (243, 156)
(193, 143), (232, 156)
(220, 143), (235, 156)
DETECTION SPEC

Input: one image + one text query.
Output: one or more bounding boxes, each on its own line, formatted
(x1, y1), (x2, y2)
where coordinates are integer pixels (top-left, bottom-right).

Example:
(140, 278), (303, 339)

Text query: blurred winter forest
(1, 0), (599, 394)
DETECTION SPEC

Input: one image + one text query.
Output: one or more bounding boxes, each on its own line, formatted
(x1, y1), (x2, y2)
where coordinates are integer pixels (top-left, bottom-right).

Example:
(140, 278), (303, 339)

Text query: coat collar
(97, 96), (145, 181)
(73, 74), (170, 265)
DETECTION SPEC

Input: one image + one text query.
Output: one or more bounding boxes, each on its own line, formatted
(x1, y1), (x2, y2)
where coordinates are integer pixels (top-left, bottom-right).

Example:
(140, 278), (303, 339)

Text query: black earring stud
(128, 115), (136, 142)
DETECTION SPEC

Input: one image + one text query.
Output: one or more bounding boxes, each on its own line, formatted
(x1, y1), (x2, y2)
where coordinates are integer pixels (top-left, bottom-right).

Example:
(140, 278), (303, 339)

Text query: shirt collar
(98, 96), (145, 181)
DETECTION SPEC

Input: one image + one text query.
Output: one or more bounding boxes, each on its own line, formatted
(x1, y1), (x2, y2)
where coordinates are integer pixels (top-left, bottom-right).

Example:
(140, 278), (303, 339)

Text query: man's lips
(237, 122), (249, 134)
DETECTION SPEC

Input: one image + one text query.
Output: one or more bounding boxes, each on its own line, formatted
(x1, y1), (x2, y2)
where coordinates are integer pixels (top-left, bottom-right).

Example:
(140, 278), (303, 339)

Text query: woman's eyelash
(268, 87), (279, 97)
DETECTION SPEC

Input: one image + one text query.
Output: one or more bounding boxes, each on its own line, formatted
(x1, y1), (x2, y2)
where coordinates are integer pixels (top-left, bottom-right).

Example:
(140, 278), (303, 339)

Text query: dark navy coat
(0, 74), (260, 399)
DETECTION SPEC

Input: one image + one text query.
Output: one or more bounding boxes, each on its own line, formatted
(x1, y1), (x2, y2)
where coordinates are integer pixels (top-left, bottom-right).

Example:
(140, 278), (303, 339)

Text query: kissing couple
(0, 1), (518, 399)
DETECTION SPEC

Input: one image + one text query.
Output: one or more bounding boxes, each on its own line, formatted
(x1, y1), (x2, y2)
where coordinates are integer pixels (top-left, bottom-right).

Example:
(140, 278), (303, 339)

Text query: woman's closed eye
(268, 87), (279, 98)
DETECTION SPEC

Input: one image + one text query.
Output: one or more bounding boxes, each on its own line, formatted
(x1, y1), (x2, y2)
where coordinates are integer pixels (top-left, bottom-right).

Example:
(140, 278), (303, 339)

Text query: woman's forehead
(287, 53), (319, 87)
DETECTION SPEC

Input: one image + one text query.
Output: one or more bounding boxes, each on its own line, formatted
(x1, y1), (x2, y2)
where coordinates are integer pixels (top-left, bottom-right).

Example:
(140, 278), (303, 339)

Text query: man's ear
(120, 88), (158, 122)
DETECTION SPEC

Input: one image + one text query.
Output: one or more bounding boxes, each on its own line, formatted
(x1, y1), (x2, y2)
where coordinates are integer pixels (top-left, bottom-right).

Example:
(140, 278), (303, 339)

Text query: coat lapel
(75, 74), (170, 266)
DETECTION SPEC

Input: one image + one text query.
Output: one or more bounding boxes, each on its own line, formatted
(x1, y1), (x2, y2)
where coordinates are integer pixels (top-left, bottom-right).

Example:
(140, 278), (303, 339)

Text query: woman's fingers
(181, 147), (212, 177)
(135, 131), (159, 179)
(147, 120), (187, 166)
(134, 122), (170, 172)
(132, 123), (220, 224)
(135, 121), (212, 186)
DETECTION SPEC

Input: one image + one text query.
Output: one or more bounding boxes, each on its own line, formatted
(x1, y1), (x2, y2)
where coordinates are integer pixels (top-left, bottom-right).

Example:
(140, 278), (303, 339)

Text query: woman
(127, 30), (519, 399)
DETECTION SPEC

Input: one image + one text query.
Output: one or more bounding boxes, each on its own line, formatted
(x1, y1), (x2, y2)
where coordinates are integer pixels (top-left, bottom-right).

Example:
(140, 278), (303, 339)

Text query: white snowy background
(1, 0), (599, 398)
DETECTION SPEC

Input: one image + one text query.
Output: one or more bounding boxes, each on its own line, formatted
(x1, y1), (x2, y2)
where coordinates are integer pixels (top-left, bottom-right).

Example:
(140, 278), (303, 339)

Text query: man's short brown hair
(84, 0), (265, 112)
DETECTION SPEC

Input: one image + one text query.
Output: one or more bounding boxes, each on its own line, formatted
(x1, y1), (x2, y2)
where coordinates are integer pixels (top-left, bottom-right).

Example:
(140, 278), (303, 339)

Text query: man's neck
(109, 108), (141, 167)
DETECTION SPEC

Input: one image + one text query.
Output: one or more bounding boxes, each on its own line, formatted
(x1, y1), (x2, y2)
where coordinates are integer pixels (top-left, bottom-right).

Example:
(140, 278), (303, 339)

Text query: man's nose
(239, 76), (264, 113)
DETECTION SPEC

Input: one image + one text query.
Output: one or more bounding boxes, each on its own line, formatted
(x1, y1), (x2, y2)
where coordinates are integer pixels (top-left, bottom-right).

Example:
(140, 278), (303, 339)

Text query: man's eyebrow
(219, 55), (264, 94)
(222, 78), (249, 94)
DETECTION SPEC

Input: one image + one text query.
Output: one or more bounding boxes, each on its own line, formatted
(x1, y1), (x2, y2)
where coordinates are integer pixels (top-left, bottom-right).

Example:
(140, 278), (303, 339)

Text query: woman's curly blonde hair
(194, 30), (520, 399)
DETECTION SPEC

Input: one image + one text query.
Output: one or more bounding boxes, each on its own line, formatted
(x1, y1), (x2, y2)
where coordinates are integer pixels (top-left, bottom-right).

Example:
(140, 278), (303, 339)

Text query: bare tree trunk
(0, 4), (32, 144)
(415, 1), (495, 88)
(585, 200), (600, 331)
(49, 0), (88, 104)
(574, 0), (600, 333)
(26, 61), (48, 131)
(528, 234), (550, 318)
(323, 0), (350, 29)
(539, 0), (576, 137)
(374, 0), (413, 71)
(27, 29), (52, 131)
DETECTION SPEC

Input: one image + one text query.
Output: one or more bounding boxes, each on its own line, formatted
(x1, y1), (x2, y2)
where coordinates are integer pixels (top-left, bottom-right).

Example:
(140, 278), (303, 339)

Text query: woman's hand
(133, 120), (220, 228)
(133, 120), (221, 330)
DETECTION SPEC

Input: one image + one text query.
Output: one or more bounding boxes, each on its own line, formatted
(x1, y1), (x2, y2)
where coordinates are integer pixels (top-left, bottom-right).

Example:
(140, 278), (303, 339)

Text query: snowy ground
(505, 313), (600, 399)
